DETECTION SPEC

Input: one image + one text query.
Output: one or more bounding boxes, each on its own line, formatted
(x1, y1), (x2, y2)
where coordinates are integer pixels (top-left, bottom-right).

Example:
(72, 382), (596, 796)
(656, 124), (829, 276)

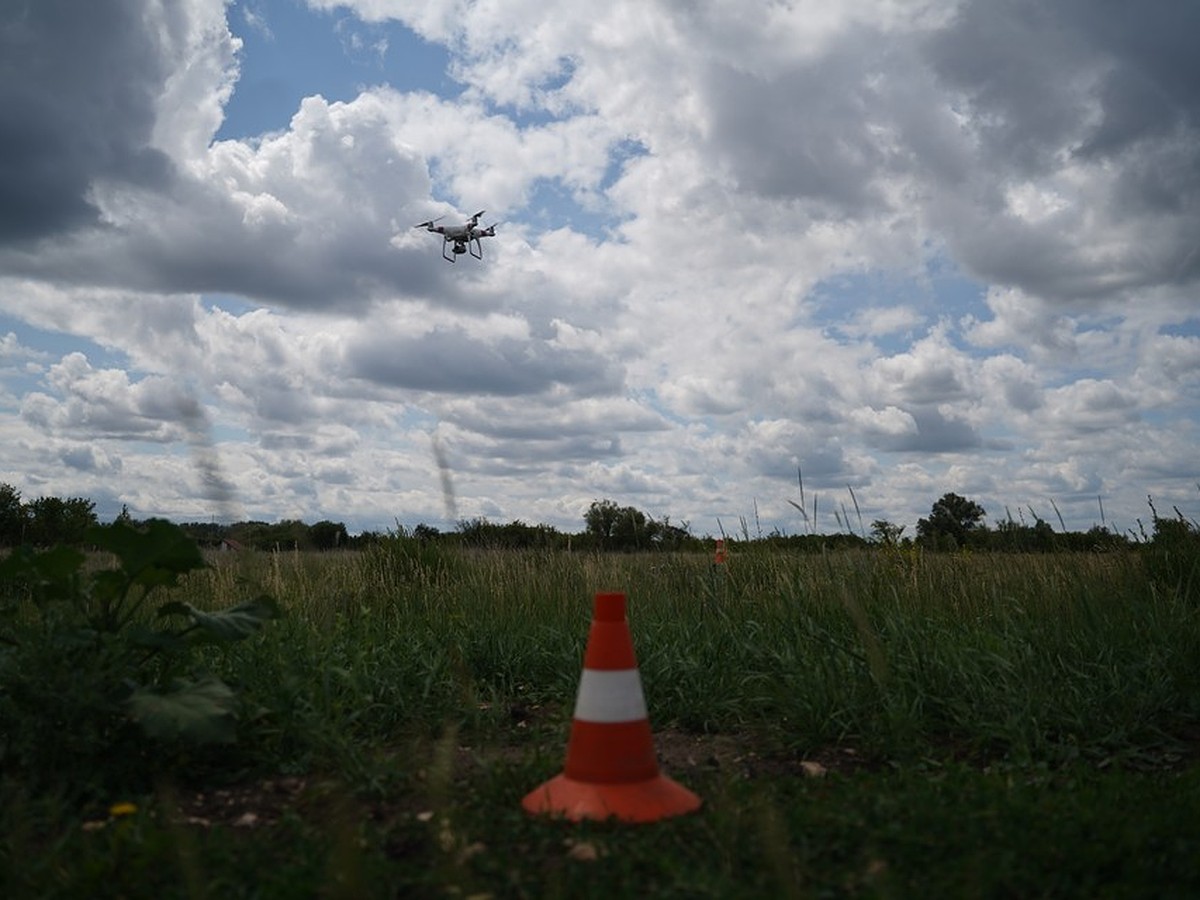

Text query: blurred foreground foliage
(0, 519), (279, 802)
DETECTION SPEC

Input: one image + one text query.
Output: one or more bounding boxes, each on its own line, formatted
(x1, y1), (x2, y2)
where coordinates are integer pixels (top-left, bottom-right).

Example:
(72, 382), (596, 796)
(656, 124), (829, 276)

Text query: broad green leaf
(88, 568), (128, 607)
(0, 548), (37, 602)
(0, 545), (85, 604)
(126, 677), (237, 744)
(123, 623), (188, 654)
(30, 544), (86, 579)
(87, 519), (206, 588)
(53, 624), (100, 649)
(158, 597), (282, 642)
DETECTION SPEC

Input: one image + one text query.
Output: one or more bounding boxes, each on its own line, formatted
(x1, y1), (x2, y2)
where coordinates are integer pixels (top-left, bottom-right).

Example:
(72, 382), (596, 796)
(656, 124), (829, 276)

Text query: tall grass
(164, 540), (1200, 777)
(6, 538), (1199, 898)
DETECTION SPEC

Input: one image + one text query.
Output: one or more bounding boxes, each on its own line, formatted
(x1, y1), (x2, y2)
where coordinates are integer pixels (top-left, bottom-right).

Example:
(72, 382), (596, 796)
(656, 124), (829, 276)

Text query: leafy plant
(0, 520), (279, 794)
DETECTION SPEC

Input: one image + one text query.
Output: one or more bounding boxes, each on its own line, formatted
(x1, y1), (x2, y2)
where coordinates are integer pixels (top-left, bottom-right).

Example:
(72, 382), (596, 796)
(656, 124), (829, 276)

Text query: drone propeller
(414, 215), (445, 229)
(469, 209), (486, 224)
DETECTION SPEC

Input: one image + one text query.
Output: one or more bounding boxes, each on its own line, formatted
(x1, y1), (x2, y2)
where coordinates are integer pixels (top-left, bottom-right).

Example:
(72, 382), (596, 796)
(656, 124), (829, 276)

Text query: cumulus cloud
(21, 352), (197, 441)
(921, 0), (1200, 301)
(0, 0), (1197, 533)
(1041, 379), (1142, 435)
(966, 288), (1078, 360)
(0, 1), (172, 242)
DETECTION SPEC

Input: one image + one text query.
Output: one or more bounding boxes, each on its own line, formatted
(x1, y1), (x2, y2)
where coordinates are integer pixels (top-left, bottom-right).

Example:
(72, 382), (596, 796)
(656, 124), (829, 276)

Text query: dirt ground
(157, 719), (1199, 831)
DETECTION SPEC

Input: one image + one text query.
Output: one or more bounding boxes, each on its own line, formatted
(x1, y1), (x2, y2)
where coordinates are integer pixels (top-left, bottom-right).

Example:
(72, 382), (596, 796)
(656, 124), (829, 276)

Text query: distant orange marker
(521, 592), (701, 823)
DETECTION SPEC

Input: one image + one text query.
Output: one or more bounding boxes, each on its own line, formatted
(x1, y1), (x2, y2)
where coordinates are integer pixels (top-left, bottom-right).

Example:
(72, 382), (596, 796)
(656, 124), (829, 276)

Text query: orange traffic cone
(521, 591), (701, 823)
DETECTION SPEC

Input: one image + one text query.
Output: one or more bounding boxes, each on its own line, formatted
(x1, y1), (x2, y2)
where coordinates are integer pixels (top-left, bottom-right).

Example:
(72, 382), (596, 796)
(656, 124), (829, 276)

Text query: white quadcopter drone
(414, 210), (497, 262)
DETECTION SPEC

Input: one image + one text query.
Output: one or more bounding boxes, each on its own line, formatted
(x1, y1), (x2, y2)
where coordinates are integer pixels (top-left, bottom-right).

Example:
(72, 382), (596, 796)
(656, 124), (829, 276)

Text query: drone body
(415, 210), (497, 261)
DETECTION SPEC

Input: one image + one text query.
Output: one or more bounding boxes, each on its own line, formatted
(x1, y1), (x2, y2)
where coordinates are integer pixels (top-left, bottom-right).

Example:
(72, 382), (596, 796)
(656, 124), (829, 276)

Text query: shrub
(0, 520), (278, 800)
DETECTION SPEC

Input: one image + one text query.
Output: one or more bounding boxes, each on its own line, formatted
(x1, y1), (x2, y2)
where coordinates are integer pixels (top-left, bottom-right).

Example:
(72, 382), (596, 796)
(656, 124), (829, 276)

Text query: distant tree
(412, 523), (442, 542)
(1143, 495), (1200, 602)
(228, 521), (269, 548)
(917, 493), (986, 549)
(178, 520), (231, 546)
(348, 530), (383, 549)
(1148, 495), (1198, 547)
(870, 519), (905, 545)
(0, 483), (26, 546)
(455, 517), (563, 549)
(498, 520), (561, 549)
(584, 500), (621, 544)
(456, 517), (498, 547)
(584, 499), (654, 551)
(227, 519), (312, 551)
(650, 517), (692, 551)
(25, 495), (97, 546)
(1083, 524), (1127, 552)
(268, 519), (312, 550)
(994, 515), (1056, 552)
(309, 520), (349, 550)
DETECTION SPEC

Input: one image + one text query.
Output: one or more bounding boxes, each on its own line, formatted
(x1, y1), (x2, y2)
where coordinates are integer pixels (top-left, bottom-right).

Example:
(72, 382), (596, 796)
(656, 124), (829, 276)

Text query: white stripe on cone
(573, 669), (648, 723)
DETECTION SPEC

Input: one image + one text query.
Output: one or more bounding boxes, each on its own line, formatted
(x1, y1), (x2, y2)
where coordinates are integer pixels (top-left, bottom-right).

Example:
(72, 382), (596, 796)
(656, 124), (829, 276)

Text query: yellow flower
(109, 801), (138, 818)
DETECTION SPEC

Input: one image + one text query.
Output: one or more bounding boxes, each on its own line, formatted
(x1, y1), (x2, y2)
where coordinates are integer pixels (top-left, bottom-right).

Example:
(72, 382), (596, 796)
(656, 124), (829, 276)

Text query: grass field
(3, 538), (1199, 897)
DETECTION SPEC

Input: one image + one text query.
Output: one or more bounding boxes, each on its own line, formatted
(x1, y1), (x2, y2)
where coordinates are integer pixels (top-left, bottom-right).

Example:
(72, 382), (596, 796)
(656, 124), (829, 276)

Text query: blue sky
(0, 0), (1197, 537)
(218, 1), (455, 140)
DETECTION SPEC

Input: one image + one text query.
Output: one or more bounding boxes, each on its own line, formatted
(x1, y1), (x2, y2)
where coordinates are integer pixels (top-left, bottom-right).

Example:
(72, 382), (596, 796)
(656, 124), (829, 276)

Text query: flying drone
(414, 210), (497, 262)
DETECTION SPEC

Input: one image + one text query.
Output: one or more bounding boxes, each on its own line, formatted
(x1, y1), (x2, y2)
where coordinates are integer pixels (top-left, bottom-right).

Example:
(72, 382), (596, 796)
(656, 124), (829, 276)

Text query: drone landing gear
(442, 238), (483, 262)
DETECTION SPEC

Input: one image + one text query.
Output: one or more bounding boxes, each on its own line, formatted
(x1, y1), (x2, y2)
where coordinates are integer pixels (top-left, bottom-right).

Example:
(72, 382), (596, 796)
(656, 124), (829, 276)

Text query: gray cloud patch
(705, 50), (889, 212)
(883, 408), (982, 453)
(1068, 0), (1200, 157)
(0, 0), (175, 243)
(923, 0), (1200, 299)
(347, 326), (623, 397)
(455, 434), (623, 472)
(923, 2), (1094, 175)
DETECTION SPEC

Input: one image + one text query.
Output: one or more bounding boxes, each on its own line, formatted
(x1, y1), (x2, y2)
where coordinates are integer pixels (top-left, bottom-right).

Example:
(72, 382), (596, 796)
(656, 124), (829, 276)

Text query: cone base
(521, 772), (701, 823)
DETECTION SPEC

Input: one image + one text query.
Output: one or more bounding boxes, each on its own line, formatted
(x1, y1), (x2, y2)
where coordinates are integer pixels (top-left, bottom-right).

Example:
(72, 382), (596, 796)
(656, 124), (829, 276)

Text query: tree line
(0, 483), (1193, 555)
(0, 484), (98, 548)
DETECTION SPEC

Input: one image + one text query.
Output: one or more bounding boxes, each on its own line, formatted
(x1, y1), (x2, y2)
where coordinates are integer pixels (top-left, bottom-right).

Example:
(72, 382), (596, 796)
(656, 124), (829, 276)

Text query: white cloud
(842, 306), (925, 339)
(966, 287), (1078, 360)
(868, 325), (975, 408)
(850, 405), (919, 439)
(0, 0), (1197, 534)
(1040, 378), (1141, 435)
